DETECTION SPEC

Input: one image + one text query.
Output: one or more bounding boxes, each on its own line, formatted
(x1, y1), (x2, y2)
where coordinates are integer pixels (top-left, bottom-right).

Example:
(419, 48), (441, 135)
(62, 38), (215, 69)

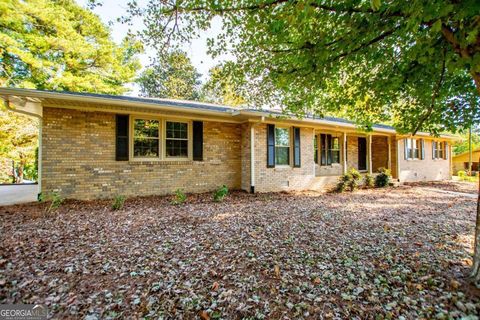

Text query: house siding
(397, 138), (450, 182)
(41, 107), (242, 199)
(253, 124), (316, 192)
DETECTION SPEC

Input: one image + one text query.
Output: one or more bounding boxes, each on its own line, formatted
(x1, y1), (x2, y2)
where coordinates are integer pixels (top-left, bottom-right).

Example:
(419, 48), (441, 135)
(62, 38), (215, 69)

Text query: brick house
(1, 88), (454, 200)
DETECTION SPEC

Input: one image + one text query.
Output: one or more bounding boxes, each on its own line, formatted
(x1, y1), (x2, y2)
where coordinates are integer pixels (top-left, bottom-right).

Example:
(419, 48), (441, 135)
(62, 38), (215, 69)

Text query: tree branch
(411, 48), (447, 135)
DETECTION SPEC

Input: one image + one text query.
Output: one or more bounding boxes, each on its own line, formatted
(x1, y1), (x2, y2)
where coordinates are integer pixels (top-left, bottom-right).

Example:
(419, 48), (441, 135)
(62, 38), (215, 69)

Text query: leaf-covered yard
(0, 185), (478, 319)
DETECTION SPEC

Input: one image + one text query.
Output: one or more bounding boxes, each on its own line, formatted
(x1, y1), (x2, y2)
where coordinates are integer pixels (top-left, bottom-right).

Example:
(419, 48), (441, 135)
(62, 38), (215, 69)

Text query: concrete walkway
(0, 184), (38, 206)
(423, 187), (477, 199)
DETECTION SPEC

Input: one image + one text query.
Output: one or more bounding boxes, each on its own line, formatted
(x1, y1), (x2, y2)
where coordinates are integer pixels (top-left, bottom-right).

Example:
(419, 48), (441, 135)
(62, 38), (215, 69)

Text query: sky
(78, 0), (230, 96)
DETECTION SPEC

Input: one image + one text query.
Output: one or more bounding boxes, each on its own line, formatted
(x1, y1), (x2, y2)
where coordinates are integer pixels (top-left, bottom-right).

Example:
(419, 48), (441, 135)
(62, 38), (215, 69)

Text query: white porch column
(368, 134), (373, 174)
(343, 132), (347, 174)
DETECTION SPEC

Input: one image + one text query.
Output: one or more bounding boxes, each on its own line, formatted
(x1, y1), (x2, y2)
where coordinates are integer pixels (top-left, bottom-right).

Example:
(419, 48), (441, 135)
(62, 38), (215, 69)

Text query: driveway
(0, 184), (38, 206)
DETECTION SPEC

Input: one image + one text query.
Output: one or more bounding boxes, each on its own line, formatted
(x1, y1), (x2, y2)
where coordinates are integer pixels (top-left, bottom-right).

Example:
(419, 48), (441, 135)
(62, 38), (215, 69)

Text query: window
(314, 135), (318, 164)
(432, 141), (444, 159)
(133, 119), (159, 157)
(275, 127), (290, 165)
(165, 121), (189, 158)
(330, 137), (340, 164)
(405, 138), (423, 160)
(320, 134), (340, 165)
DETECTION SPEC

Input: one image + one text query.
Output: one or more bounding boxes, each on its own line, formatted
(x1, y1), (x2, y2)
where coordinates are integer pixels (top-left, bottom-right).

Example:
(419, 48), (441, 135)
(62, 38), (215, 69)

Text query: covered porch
(313, 131), (397, 178)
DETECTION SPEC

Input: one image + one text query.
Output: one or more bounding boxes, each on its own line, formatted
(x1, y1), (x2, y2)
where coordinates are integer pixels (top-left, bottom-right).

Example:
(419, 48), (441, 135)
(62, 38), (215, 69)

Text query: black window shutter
(193, 121), (203, 161)
(267, 124), (275, 168)
(293, 127), (301, 167)
(115, 114), (129, 161)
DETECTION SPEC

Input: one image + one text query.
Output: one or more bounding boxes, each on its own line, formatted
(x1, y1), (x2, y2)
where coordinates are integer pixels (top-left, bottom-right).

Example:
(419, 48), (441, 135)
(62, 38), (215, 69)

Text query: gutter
(0, 87), (236, 118)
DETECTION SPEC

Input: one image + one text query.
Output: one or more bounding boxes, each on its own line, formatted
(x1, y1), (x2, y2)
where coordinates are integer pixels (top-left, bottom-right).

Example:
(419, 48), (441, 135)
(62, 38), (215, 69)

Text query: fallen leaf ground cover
(406, 180), (478, 194)
(0, 186), (478, 319)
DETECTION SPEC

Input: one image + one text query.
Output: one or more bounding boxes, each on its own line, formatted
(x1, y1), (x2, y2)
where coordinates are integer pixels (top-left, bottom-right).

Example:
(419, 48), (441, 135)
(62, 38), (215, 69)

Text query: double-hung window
(165, 121), (189, 158)
(330, 137), (340, 164)
(133, 119), (160, 158)
(319, 134), (340, 165)
(132, 118), (190, 160)
(405, 138), (423, 160)
(275, 127), (290, 165)
(313, 135), (319, 164)
(432, 141), (444, 159)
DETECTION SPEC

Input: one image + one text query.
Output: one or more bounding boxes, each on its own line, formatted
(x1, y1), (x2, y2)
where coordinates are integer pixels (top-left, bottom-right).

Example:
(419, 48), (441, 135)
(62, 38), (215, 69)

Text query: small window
(330, 137), (340, 164)
(313, 135), (318, 164)
(165, 121), (188, 158)
(320, 134), (340, 165)
(433, 141), (444, 159)
(405, 138), (423, 160)
(275, 127), (290, 165)
(133, 119), (160, 157)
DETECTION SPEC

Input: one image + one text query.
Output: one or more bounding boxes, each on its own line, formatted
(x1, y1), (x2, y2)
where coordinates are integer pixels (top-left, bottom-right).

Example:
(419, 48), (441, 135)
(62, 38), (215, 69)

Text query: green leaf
(371, 0), (381, 11)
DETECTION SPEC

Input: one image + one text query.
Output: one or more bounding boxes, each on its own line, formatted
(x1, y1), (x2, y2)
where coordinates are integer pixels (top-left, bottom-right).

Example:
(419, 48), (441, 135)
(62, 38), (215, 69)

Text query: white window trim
(405, 138), (421, 160)
(129, 116), (192, 161)
(130, 116), (161, 161)
(432, 141), (445, 160)
(163, 119), (192, 160)
(319, 133), (341, 166)
(274, 126), (291, 167)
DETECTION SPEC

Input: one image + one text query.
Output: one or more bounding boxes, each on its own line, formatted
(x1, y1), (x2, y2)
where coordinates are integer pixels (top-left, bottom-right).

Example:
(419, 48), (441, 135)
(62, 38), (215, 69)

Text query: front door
(358, 137), (367, 171)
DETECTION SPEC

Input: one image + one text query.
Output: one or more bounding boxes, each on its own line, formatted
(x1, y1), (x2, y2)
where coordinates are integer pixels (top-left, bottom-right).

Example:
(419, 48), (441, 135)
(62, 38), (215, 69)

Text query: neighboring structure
(452, 148), (480, 174)
(1, 88), (454, 200)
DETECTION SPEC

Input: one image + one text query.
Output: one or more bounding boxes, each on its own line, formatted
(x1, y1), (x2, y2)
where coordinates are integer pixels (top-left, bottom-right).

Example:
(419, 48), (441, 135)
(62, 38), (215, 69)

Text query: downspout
(250, 117), (264, 193)
(4, 98), (43, 199)
(250, 124), (255, 193)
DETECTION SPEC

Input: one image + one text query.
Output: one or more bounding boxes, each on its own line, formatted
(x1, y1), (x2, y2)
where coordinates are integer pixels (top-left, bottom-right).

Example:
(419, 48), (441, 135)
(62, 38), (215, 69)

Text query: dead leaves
(0, 187), (478, 318)
(274, 265), (281, 278)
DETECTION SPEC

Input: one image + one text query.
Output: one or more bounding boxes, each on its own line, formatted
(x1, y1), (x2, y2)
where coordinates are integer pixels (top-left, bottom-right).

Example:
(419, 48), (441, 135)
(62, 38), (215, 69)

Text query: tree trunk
(470, 156), (480, 286)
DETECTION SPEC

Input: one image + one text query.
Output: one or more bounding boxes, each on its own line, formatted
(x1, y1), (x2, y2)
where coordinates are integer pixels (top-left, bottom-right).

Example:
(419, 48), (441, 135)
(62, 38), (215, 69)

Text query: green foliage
(112, 195), (126, 210)
(129, 0), (480, 134)
(363, 173), (375, 189)
(0, 106), (38, 183)
(337, 169), (362, 192)
(457, 170), (479, 182)
(47, 192), (64, 213)
(0, 0), (142, 182)
(458, 170), (467, 179)
(0, 0), (142, 93)
(137, 50), (201, 100)
(213, 185), (228, 202)
(171, 188), (187, 205)
(452, 128), (480, 155)
(375, 168), (392, 188)
(200, 62), (245, 106)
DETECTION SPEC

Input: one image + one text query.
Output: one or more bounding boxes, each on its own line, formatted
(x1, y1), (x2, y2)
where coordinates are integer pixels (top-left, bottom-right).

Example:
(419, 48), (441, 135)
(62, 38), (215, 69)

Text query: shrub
(47, 192), (64, 213)
(457, 170), (466, 181)
(336, 169), (361, 192)
(112, 195), (126, 210)
(363, 173), (375, 188)
(171, 188), (187, 205)
(213, 185), (228, 202)
(347, 168), (361, 191)
(375, 167), (392, 188)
